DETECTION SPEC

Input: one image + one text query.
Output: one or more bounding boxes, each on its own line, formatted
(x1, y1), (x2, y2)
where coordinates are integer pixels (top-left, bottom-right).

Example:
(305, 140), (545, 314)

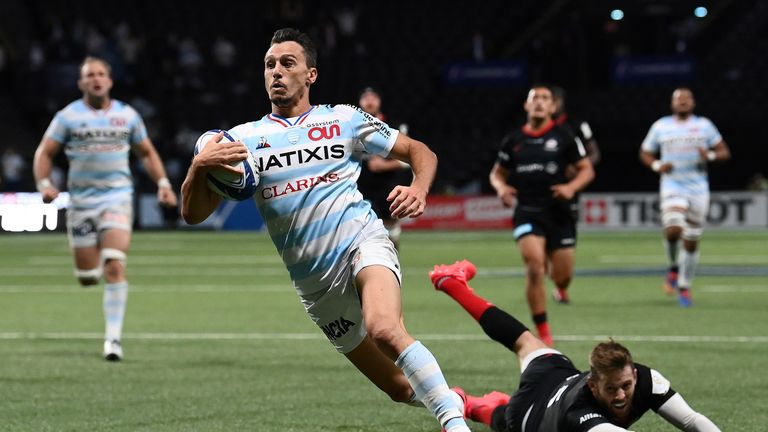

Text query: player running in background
(489, 85), (594, 346)
(550, 86), (599, 304)
(639, 88), (730, 307)
(181, 29), (470, 431)
(430, 260), (722, 431)
(33, 56), (177, 361)
(551, 86), (600, 176)
(356, 86), (411, 249)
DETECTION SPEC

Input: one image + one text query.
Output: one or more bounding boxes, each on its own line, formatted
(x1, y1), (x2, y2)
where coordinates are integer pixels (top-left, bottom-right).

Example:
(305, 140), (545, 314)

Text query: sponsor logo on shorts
(320, 316), (356, 341)
(72, 221), (96, 237)
(561, 237), (575, 245)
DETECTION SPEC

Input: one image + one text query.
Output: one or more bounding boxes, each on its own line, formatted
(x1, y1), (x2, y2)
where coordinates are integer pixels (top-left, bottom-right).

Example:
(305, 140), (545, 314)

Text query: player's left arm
(640, 367), (721, 432)
(579, 120), (601, 166)
(133, 138), (178, 207)
(385, 133), (436, 219)
(585, 137), (601, 166)
(698, 140), (731, 163)
(366, 155), (410, 173)
(656, 393), (721, 431)
(553, 157), (594, 201)
(698, 120), (731, 163)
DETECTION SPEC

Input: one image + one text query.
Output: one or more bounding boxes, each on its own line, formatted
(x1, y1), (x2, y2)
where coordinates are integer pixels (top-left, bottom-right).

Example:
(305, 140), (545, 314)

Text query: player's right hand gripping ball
(194, 129), (260, 201)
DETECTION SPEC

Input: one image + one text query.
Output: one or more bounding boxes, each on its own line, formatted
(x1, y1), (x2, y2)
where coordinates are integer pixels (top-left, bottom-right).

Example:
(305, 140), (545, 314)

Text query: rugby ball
(194, 129), (259, 201)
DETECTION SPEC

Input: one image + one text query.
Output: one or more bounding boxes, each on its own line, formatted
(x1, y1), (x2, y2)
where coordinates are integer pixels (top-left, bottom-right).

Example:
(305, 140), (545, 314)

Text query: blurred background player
(33, 56), (178, 361)
(430, 260), (722, 432)
(356, 86), (411, 249)
(551, 85), (601, 177)
(639, 87), (730, 307)
(181, 29), (470, 431)
(489, 85), (594, 346)
(550, 85), (599, 304)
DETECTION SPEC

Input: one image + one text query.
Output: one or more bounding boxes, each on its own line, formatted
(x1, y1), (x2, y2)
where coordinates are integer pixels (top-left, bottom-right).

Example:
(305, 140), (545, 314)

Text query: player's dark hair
(271, 28), (318, 68)
(672, 86), (695, 101)
(79, 56), (112, 78)
(589, 339), (634, 381)
(360, 86), (380, 98)
(551, 85), (566, 103)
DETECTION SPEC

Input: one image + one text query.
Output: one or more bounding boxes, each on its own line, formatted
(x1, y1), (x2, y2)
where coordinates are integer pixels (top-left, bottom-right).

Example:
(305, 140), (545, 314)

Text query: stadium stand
(1, 0), (764, 194)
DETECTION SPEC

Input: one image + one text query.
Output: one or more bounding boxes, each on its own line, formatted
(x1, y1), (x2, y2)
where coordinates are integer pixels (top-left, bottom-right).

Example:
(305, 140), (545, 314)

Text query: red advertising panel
(400, 196), (513, 230)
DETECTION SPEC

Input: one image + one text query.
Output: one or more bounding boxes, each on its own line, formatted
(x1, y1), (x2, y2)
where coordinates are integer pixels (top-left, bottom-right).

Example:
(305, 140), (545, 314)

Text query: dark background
(0, 0), (766, 195)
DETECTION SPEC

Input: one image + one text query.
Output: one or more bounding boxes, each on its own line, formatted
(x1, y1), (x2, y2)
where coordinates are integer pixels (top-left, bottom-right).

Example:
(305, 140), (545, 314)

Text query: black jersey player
(489, 85), (594, 346)
(429, 260), (722, 432)
(356, 87), (411, 249)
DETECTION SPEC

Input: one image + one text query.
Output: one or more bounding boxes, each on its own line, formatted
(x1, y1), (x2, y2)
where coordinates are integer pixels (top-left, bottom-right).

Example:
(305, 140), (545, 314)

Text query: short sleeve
(342, 105), (399, 157)
(563, 128), (587, 164)
(641, 121), (661, 153)
(43, 111), (69, 144)
(702, 118), (723, 148)
(496, 133), (516, 170)
(648, 369), (677, 411)
(129, 114), (149, 145)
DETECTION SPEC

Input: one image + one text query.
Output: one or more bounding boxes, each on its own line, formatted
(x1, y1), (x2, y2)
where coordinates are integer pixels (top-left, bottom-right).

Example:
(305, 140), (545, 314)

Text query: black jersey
(529, 363), (676, 432)
(496, 121), (586, 211)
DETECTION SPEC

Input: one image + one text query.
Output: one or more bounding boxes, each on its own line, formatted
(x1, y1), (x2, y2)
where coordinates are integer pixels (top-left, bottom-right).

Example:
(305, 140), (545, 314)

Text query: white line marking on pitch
(700, 285), (768, 293)
(0, 268), (289, 276)
(26, 255), (284, 265)
(0, 285), (291, 293)
(599, 255), (768, 264)
(0, 332), (765, 343)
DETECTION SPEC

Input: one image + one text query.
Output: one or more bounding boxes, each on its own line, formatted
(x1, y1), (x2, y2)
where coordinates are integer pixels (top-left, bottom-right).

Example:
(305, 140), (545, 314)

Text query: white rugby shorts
(66, 202), (133, 248)
(300, 235), (402, 353)
(660, 191), (709, 226)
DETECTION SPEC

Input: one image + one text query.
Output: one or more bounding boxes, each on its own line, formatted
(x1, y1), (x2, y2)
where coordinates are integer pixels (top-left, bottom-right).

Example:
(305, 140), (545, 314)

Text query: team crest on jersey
(546, 162), (558, 174)
(545, 138), (559, 151)
(287, 131), (299, 144)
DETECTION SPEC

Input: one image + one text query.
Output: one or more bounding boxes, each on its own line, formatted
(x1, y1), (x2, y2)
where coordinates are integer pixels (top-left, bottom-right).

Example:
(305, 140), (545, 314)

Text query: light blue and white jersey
(44, 99), (148, 209)
(641, 115), (722, 196)
(230, 104), (399, 295)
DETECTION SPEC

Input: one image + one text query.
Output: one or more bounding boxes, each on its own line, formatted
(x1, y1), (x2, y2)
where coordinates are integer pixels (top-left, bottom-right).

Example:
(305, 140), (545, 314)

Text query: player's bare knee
(103, 260), (124, 281)
(101, 248), (127, 282)
(367, 324), (404, 352)
(526, 261), (546, 282)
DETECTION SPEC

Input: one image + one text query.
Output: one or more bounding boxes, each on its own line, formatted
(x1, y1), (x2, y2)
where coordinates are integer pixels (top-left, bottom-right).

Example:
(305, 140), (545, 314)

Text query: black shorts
(503, 353), (579, 432)
(512, 205), (577, 250)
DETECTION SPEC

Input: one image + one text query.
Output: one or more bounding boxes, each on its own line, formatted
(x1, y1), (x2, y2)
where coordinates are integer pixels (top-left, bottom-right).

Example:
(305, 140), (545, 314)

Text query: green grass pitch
(0, 230), (766, 431)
